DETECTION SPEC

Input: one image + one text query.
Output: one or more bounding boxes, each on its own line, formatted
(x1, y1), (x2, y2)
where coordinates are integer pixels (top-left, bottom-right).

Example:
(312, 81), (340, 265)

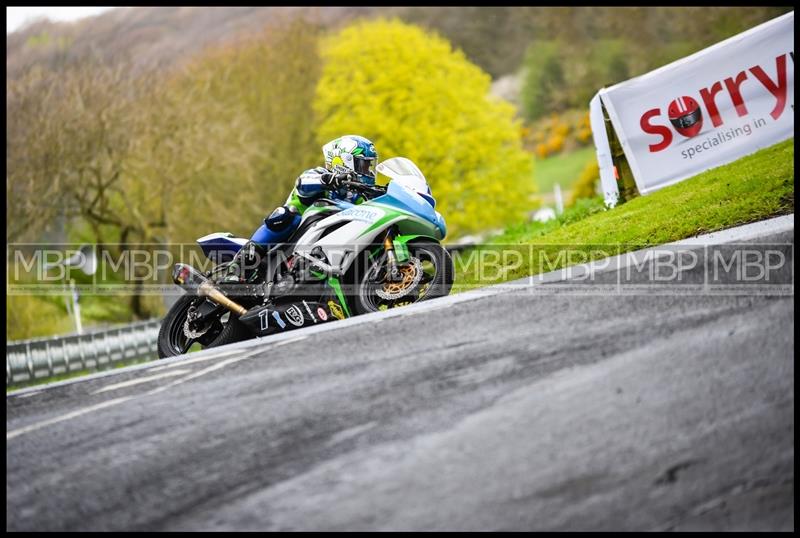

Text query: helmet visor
(354, 156), (376, 179)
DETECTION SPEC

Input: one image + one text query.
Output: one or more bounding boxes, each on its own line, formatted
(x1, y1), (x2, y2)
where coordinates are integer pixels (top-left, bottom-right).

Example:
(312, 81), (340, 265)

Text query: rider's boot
(221, 240), (267, 284)
(221, 205), (301, 284)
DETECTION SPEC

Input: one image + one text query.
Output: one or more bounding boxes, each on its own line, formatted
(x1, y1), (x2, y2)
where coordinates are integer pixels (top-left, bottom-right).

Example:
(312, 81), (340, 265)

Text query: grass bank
(455, 138), (794, 290)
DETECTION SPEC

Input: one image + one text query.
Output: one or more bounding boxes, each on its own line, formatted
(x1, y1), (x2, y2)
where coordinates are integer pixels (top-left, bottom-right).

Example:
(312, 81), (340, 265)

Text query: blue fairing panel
(249, 213), (302, 249)
(434, 212), (447, 238)
(372, 181), (439, 226)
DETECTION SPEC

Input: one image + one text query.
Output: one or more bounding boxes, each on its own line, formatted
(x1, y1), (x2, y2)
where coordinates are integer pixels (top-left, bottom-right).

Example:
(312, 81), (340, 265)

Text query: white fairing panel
(292, 206), (390, 270)
(196, 232), (249, 246)
(291, 156), (435, 273)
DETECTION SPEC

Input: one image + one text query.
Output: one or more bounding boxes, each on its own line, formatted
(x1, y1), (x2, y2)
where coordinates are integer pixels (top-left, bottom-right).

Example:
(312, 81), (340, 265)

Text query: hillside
(6, 7), (375, 77)
(8, 6), (789, 81)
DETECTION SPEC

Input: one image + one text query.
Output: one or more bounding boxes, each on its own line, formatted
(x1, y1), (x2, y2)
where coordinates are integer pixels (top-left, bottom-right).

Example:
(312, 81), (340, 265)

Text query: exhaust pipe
(172, 263), (248, 316)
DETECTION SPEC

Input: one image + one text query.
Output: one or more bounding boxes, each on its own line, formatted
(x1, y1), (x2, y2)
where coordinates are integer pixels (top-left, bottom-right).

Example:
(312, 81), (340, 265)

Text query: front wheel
(350, 240), (454, 315)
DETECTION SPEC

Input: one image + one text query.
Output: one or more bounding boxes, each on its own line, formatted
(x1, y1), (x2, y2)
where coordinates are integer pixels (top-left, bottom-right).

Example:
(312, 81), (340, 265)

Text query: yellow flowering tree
(315, 19), (535, 238)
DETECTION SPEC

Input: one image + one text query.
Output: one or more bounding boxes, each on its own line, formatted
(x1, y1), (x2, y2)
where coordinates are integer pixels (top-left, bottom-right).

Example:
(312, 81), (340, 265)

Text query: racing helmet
(322, 135), (378, 185)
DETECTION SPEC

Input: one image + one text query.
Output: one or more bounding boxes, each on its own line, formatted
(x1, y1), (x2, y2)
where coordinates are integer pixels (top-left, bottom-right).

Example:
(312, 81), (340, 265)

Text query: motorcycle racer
(252, 134), (379, 248)
(223, 135), (379, 282)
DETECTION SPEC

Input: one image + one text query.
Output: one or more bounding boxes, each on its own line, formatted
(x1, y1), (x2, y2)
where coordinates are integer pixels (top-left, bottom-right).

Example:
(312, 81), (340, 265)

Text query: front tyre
(351, 240), (454, 315)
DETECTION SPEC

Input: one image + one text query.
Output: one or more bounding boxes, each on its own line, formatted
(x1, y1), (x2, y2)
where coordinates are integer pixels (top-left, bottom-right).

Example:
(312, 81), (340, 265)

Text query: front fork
(383, 227), (402, 282)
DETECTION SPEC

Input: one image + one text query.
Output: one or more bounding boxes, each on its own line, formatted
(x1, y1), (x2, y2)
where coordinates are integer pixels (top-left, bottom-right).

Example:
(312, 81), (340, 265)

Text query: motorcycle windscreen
(376, 157), (436, 208)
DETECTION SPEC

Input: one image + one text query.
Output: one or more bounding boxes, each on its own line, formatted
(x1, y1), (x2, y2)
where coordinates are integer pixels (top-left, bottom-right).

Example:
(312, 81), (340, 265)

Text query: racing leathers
(249, 166), (366, 248)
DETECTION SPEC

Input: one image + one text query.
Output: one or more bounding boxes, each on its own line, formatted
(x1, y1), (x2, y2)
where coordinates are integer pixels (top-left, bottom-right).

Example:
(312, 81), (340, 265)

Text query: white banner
(599, 11), (794, 194)
(589, 93), (619, 207)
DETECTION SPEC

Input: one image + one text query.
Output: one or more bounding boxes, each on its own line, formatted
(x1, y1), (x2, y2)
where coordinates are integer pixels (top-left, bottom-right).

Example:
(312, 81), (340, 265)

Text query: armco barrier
(6, 319), (161, 386)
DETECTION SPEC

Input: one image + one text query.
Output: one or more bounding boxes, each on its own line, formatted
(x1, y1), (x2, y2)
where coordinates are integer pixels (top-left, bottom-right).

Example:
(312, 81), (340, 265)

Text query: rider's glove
(320, 171), (341, 190)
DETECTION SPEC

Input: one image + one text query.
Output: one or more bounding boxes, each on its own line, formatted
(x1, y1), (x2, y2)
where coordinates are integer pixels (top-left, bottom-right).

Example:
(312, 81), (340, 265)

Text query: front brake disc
(376, 257), (423, 300)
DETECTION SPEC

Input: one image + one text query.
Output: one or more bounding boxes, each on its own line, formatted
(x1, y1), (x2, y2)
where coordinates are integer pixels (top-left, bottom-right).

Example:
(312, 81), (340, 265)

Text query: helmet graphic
(322, 135), (378, 185)
(668, 96), (703, 138)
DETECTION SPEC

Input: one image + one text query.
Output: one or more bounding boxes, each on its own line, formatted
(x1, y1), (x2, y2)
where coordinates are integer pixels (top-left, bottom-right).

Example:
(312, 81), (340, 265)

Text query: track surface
(6, 225), (794, 531)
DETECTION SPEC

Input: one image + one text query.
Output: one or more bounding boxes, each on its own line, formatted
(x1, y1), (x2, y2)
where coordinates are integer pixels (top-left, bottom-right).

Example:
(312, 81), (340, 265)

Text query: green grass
(455, 138), (794, 290)
(7, 283), (146, 341)
(533, 145), (596, 194)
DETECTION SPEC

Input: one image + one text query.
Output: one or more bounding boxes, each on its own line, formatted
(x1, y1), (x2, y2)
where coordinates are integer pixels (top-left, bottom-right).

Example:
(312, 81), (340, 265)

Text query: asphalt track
(6, 216), (794, 531)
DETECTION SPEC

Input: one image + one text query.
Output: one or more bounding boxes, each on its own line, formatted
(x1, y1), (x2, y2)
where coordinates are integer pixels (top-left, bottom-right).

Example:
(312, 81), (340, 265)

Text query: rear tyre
(157, 295), (199, 358)
(157, 295), (252, 358)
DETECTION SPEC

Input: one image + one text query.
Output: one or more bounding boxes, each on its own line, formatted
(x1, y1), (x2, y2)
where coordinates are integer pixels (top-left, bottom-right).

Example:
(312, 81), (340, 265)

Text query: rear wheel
(350, 240), (454, 315)
(158, 295), (203, 358)
(157, 295), (252, 358)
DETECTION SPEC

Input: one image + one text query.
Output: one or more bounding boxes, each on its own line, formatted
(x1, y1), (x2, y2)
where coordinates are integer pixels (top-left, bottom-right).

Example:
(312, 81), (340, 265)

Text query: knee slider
(265, 205), (298, 232)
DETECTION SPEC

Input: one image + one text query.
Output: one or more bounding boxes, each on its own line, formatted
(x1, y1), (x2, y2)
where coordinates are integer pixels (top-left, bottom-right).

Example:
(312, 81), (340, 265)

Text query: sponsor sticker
(302, 300), (318, 323)
(259, 309), (269, 331)
(328, 300), (345, 320)
(271, 310), (287, 330)
(317, 307), (328, 321)
(285, 305), (305, 327)
(339, 206), (383, 224)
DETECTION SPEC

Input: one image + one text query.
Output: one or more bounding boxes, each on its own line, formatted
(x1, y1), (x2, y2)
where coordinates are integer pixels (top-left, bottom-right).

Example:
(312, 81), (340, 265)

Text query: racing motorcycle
(157, 157), (454, 358)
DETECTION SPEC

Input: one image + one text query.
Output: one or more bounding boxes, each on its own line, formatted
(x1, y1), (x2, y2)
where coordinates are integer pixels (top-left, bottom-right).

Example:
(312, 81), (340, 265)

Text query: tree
(7, 65), (65, 242)
(520, 41), (568, 122)
(573, 39), (630, 107)
(314, 19), (535, 237)
(6, 21), (324, 331)
(158, 18), (323, 242)
(6, 59), (149, 244)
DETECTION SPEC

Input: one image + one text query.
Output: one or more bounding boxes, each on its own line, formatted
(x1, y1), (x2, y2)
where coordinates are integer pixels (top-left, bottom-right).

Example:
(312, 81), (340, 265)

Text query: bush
(546, 134), (566, 155)
(568, 159), (600, 206)
(554, 122), (570, 137)
(315, 19), (535, 237)
(535, 143), (549, 159)
(7, 294), (74, 341)
(576, 127), (594, 144)
(524, 110), (595, 157)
